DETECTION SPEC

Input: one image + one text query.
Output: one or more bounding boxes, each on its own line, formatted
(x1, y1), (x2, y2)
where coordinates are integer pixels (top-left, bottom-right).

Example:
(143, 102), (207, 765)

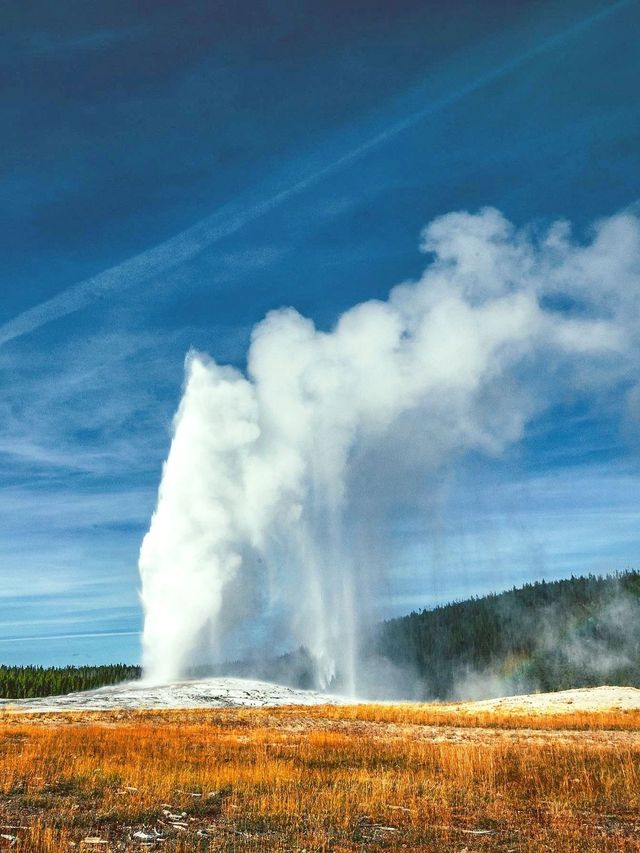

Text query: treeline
(0, 664), (141, 700)
(372, 570), (640, 699)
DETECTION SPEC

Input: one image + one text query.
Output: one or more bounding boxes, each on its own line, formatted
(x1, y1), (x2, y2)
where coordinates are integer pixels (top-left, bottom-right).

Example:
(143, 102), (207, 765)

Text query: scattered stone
(161, 810), (186, 821)
(458, 828), (495, 835)
(356, 816), (401, 840)
(132, 829), (164, 842)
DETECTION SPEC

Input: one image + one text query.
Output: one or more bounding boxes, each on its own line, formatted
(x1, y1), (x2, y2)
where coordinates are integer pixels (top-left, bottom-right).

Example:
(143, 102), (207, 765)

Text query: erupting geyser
(139, 207), (640, 690)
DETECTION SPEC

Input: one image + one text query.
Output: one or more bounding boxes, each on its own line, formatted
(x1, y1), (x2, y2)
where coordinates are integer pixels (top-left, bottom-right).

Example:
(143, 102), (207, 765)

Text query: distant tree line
(0, 664), (141, 700)
(372, 570), (640, 699)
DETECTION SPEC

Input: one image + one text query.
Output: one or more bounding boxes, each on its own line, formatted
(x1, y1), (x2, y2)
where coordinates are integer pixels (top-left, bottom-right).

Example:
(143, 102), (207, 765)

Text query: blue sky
(1, 0), (639, 666)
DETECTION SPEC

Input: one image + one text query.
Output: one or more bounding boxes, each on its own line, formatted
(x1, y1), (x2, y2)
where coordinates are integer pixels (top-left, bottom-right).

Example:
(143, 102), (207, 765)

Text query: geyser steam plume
(139, 207), (640, 689)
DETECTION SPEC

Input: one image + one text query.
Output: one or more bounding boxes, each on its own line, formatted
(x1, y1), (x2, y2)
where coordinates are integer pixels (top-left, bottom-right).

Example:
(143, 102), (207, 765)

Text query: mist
(139, 206), (639, 691)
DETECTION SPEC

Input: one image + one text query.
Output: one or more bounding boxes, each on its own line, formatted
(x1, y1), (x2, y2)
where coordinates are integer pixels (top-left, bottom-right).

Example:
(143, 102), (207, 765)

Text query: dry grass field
(1, 701), (639, 851)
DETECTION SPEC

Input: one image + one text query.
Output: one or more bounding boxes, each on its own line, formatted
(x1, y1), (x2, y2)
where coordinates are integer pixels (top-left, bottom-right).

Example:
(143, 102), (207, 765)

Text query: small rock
(161, 810), (186, 821)
(132, 829), (164, 842)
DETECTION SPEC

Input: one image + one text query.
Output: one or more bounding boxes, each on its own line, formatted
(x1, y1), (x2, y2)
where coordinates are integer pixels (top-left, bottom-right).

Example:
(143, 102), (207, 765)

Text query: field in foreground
(1, 696), (640, 851)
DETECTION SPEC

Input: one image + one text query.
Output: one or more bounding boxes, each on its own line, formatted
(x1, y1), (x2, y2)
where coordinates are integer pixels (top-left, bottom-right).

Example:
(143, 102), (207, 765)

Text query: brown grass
(0, 704), (639, 851)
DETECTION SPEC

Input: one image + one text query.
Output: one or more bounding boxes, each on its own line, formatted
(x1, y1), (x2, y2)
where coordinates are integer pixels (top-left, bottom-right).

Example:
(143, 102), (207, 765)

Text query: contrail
(0, 0), (631, 348)
(0, 629), (140, 643)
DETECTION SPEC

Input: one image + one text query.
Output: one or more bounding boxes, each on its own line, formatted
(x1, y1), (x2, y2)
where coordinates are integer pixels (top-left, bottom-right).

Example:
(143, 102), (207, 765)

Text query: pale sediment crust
(0, 677), (349, 711)
(2, 680), (639, 714)
(439, 685), (640, 715)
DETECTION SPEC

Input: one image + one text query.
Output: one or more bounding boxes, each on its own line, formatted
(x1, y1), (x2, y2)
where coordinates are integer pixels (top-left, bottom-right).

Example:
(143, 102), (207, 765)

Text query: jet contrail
(0, 629), (141, 643)
(0, 0), (631, 348)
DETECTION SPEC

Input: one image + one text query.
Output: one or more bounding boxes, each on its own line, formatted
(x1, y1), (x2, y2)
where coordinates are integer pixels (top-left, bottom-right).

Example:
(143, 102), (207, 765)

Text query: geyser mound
(139, 206), (640, 692)
(0, 677), (349, 711)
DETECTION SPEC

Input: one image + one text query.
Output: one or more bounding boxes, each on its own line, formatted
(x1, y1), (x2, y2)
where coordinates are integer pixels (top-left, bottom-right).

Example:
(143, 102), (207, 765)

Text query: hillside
(209, 571), (640, 700)
(372, 571), (640, 699)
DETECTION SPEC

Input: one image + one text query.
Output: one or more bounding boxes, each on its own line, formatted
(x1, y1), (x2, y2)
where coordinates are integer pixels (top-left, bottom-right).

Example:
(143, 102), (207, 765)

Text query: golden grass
(302, 702), (640, 731)
(0, 704), (639, 851)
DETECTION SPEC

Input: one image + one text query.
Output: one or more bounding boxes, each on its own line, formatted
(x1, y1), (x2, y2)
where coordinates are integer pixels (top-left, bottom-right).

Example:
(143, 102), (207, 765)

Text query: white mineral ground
(1, 679), (639, 714)
(442, 685), (640, 716)
(0, 677), (348, 711)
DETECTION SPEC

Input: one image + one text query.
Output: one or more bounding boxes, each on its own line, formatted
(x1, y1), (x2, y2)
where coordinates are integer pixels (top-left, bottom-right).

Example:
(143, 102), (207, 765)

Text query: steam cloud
(139, 207), (640, 690)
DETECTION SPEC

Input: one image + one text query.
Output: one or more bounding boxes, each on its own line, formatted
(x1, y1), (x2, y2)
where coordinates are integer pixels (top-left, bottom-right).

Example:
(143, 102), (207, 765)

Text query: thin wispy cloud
(0, 0), (630, 350)
(0, 329), (175, 473)
(0, 630), (140, 644)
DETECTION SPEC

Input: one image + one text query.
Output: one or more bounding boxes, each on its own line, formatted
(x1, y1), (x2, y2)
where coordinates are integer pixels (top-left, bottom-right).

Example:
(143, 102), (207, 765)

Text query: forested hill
(372, 571), (640, 700)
